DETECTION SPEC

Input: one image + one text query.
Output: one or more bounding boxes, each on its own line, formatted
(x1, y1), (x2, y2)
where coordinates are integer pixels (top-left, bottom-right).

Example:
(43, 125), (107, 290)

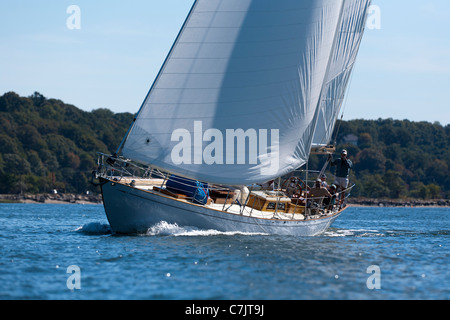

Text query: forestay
(121, 0), (348, 185)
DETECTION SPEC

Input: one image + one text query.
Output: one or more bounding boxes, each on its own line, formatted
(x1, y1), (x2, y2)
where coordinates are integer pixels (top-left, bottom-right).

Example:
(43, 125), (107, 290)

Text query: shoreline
(1, 193), (448, 208)
(348, 198), (450, 208)
(0, 193), (102, 205)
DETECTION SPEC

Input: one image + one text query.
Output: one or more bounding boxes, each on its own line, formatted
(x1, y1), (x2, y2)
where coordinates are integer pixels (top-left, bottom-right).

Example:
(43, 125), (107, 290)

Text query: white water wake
(323, 228), (385, 237)
(75, 221), (267, 236)
(145, 221), (267, 237)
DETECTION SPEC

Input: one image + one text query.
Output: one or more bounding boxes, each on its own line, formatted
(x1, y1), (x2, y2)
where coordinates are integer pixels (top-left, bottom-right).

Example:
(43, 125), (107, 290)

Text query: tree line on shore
(0, 92), (131, 195)
(0, 92), (448, 200)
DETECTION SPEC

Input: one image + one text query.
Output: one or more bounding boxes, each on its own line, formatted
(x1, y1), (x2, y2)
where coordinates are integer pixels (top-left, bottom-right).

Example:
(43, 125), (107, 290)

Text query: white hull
(100, 178), (345, 236)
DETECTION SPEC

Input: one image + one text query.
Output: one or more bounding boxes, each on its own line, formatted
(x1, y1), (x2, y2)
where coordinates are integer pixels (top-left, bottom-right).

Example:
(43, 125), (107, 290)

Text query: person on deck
(319, 173), (329, 189)
(259, 180), (275, 191)
(310, 179), (332, 203)
(324, 184), (338, 210)
(329, 149), (353, 206)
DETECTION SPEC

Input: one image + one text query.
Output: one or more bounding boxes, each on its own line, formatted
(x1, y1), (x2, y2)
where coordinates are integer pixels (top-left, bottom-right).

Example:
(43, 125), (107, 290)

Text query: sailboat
(96, 0), (372, 236)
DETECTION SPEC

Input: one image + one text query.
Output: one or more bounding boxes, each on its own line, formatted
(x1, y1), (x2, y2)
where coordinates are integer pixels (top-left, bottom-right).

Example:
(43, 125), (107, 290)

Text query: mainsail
(312, 0), (372, 147)
(120, 0), (367, 185)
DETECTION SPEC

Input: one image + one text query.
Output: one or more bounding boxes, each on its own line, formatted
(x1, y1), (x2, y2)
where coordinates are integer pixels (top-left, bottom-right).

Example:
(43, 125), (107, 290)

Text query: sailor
(260, 180), (274, 190)
(324, 184), (338, 210)
(329, 149), (353, 205)
(310, 179), (332, 201)
(285, 177), (299, 197)
(319, 173), (328, 189)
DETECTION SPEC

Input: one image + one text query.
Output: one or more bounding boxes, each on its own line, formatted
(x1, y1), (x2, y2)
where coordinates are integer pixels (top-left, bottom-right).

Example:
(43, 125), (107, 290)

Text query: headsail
(312, 0), (372, 148)
(120, 0), (353, 185)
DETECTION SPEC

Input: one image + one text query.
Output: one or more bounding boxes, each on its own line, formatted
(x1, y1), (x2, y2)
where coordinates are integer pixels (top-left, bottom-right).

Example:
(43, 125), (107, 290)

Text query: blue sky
(0, 0), (449, 125)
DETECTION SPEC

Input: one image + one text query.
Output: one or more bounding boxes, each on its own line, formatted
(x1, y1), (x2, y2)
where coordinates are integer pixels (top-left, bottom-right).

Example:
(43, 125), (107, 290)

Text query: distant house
(342, 134), (358, 146)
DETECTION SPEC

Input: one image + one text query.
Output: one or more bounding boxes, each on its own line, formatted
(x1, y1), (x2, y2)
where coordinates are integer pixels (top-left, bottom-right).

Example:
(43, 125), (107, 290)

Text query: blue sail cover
(166, 175), (209, 205)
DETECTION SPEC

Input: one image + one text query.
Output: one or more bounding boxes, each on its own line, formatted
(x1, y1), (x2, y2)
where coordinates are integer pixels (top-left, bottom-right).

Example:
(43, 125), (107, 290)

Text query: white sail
(312, 0), (372, 147)
(121, 0), (346, 185)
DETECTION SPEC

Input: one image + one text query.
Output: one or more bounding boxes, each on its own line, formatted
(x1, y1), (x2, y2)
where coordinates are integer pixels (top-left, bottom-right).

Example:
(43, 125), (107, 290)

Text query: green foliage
(0, 92), (133, 194)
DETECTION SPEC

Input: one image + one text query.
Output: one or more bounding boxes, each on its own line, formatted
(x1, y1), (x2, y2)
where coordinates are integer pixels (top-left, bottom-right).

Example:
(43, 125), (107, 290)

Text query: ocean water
(0, 203), (448, 300)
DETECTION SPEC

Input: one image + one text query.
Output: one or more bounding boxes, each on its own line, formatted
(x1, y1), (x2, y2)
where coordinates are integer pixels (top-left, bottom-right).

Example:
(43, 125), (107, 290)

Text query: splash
(323, 229), (356, 237)
(76, 222), (112, 235)
(323, 228), (384, 237)
(145, 221), (267, 237)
